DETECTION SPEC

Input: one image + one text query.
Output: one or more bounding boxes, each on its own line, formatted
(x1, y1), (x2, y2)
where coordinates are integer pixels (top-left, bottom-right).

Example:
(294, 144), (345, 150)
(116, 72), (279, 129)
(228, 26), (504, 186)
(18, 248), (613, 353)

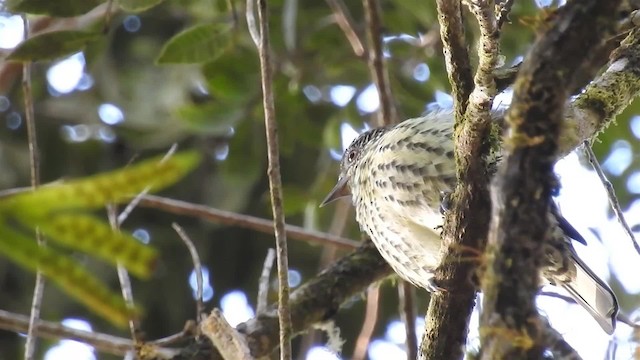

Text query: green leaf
(11, 0), (103, 17)
(26, 214), (157, 278)
(0, 151), (202, 325)
(0, 226), (134, 326)
(119, 0), (165, 12)
(156, 24), (232, 64)
(7, 31), (100, 62)
(2, 151), (201, 217)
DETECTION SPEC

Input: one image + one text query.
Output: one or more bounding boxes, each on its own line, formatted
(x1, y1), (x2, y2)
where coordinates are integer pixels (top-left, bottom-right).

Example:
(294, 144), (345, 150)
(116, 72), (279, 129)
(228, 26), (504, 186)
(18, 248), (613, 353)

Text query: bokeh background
(0, 0), (639, 359)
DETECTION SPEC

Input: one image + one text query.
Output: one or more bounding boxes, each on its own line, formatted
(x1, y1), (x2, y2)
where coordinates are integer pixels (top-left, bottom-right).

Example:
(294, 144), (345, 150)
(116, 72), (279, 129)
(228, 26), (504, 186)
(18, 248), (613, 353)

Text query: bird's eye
(347, 149), (357, 163)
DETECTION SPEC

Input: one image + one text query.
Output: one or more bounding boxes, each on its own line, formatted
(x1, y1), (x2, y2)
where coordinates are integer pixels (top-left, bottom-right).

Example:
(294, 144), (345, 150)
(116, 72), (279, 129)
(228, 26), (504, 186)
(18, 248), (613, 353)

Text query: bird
(321, 110), (619, 334)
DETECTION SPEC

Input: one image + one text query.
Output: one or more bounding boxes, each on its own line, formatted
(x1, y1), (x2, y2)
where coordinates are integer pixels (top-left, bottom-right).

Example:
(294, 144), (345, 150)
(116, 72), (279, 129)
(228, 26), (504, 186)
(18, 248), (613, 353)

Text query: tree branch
(255, 0), (293, 357)
(171, 241), (391, 359)
(480, 1), (621, 358)
(421, 1), (498, 358)
(138, 195), (359, 249)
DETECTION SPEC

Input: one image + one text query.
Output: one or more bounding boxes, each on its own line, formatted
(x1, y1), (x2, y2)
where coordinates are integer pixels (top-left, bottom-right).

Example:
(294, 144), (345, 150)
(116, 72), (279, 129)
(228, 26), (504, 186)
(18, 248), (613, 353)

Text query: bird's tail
(562, 255), (619, 334)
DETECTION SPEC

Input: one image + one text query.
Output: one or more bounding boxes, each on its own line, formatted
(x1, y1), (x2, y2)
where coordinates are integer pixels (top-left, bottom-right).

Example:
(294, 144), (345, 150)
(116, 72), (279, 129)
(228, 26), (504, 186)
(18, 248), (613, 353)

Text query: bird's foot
(425, 278), (447, 293)
(439, 191), (452, 214)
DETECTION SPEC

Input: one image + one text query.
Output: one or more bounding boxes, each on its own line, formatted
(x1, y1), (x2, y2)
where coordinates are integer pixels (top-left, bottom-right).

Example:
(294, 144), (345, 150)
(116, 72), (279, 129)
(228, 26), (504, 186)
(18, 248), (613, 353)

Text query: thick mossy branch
(421, 2), (498, 359)
(480, 1), (621, 359)
(171, 241), (391, 360)
(564, 27), (640, 155)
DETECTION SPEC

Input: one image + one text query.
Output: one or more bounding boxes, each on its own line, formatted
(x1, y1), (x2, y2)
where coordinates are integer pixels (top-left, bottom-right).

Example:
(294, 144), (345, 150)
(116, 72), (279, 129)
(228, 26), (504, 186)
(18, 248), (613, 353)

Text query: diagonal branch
(421, 1), (498, 358)
(480, 1), (621, 358)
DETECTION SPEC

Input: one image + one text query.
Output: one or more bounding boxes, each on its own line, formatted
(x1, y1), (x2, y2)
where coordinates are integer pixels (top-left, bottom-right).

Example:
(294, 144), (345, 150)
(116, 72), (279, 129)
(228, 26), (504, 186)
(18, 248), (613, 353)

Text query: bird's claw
(439, 191), (452, 214)
(426, 278), (447, 293)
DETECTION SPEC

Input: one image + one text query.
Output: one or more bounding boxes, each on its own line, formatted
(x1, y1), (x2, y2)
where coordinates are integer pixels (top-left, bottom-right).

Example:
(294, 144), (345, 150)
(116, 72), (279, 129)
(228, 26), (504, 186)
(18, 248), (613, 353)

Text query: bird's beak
(320, 176), (351, 207)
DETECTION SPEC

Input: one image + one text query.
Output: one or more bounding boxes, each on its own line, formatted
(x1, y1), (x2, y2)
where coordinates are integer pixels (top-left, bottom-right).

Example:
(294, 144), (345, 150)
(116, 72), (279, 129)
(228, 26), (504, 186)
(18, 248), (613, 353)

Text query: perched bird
(321, 111), (619, 334)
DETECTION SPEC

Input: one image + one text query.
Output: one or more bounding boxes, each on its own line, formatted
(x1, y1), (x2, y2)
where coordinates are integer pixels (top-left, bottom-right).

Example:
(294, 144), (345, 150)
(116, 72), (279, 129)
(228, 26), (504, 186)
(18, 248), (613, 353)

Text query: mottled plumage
(323, 111), (618, 333)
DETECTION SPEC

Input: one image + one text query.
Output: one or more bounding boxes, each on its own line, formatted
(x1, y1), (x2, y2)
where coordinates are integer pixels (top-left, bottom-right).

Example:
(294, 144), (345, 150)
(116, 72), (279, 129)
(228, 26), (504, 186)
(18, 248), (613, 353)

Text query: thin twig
(0, 309), (159, 356)
(496, 0), (516, 31)
(246, 0), (260, 47)
(138, 195), (359, 249)
(257, 248), (276, 314)
(583, 141), (640, 257)
(172, 223), (205, 323)
(352, 285), (380, 360)
(255, 0), (292, 358)
(152, 319), (196, 346)
(107, 205), (141, 342)
(398, 281), (417, 360)
(362, 0), (397, 126)
(325, 0), (365, 57)
(107, 149), (180, 343)
(22, 13), (45, 360)
(539, 291), (575, 304)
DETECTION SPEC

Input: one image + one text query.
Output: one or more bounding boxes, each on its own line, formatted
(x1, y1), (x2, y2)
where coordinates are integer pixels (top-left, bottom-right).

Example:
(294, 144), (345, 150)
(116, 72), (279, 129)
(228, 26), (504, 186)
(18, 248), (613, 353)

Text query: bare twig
(539, 291), (576, 304)
(201, 309), (253, 360)
(363, 0), (397, 126)
(399, 281), (417, 360)
(0, 309), (146, 356)
(107, 205), (141, 342)
(22, 14), (45, 360)
(246, 0), (260, 47)
(325, 0), (365, 57)
(583, 141), (640, 257)
(107, 149), (180, 343)
(173, 223), (205, 323)
(152, 320), (196, 346)
(255, 0), (292, 358)
(138, 195), (359, 249)
(257, 248), (276, 314)
(352, 285), (380, 360)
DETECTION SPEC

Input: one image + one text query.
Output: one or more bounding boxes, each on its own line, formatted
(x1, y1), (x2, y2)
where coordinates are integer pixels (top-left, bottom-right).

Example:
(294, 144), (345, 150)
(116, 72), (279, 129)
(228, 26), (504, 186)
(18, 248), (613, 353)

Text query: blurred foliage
(0, 151), (199, 325)
(0, 0), (638, 358)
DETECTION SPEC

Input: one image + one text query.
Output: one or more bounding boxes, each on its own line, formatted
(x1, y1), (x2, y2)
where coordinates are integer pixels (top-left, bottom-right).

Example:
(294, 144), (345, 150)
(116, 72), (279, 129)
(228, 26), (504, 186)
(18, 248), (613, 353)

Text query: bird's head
(321, 127), (387, 206)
